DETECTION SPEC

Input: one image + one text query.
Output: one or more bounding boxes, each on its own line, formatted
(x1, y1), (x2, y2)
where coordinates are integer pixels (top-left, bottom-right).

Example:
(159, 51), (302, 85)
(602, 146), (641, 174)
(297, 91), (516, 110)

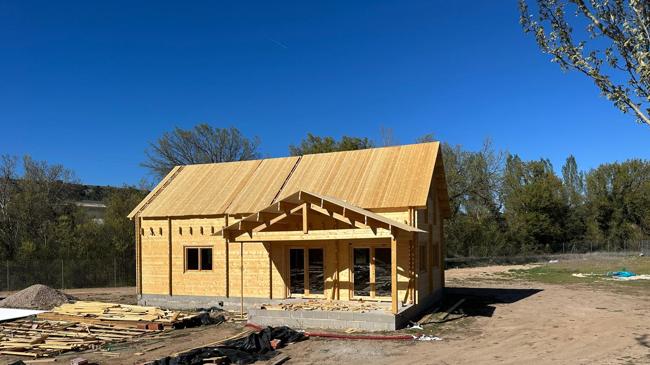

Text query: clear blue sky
(1, 0), (648, 186)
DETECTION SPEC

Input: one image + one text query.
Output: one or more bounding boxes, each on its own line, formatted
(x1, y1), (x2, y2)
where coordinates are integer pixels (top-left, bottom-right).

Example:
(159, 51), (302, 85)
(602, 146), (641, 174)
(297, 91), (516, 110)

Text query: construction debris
(260, 300), (386, 313)
(37, 301), (201, 329)
(0, 318), (153, 358)
(0, 285), (75, 310)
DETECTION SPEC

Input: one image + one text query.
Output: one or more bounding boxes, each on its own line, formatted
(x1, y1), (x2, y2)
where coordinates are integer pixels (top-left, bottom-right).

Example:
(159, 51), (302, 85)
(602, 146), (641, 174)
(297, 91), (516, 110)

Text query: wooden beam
(268, 243), (273, 299)
(309, 204), (368, 229)
(240, 241), (244, 317)
(302, 203), (309, 234)
(257, 211), (278, 222)
(168, 217), (173, 296)
(232, 228), (393, 242)
(391, 237), (398, 314)
(225, 216), (229, 298)
(135, 216), (142, 295)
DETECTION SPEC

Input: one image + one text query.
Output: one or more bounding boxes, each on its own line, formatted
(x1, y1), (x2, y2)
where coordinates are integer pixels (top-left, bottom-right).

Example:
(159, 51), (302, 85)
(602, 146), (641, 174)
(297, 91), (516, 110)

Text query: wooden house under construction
(128, 142), (450, 330)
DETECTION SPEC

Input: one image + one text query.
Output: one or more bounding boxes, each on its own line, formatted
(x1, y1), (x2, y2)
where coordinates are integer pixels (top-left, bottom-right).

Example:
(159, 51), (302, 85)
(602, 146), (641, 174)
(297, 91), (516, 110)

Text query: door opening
(288, 248), (324, 297)
(352, 246), (391, 298)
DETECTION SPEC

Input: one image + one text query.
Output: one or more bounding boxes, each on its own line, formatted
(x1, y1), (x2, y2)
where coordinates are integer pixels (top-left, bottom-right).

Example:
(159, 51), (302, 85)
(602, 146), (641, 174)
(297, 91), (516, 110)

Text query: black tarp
(152, 326), (307, 365)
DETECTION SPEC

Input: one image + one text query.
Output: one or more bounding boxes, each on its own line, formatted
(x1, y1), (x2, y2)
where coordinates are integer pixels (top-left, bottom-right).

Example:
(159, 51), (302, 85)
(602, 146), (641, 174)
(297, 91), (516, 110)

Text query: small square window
(185, 247), (213, 271)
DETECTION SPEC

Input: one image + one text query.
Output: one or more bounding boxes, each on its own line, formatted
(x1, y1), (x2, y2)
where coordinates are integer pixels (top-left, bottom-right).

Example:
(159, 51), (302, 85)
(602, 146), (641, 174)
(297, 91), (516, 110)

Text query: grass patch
(499, 255), (650, 293)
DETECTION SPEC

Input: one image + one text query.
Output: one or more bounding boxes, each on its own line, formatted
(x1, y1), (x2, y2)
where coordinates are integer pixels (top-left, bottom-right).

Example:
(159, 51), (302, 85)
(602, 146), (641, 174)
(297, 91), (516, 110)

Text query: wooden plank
(391, 237), (398, 314)
(267, 354), (290, 365)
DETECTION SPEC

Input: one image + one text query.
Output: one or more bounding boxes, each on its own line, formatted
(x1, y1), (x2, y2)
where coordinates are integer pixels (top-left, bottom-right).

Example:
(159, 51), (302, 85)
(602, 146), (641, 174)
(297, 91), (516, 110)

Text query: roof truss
(219, 190), (425, 241)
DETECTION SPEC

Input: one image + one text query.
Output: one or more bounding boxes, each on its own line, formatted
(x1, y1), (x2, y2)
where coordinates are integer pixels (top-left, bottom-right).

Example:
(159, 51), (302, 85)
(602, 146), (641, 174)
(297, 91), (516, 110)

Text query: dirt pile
(0, 284), (76, 310)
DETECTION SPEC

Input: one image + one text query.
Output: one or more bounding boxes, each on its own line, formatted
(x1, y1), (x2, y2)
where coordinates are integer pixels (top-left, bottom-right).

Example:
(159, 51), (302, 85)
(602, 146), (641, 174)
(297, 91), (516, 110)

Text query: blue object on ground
(611, 271), (636, 277)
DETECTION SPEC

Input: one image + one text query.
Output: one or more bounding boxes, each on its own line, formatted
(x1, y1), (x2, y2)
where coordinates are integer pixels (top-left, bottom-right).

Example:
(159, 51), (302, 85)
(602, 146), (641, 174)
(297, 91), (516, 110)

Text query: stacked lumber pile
(262, 300), (386, 313)
(38, 301), (197, 328)
(0, 319), (150, 358)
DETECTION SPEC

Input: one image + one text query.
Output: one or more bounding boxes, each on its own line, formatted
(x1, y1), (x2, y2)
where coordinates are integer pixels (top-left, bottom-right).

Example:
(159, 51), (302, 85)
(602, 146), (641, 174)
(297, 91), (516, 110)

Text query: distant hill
(64, 183), (147, 203)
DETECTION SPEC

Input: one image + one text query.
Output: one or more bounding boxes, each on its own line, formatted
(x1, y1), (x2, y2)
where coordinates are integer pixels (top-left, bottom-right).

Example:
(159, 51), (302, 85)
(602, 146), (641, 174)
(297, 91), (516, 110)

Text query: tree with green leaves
(502, 156), (569, 252)
(520, 0), (650, 127)
(143, 124), (260, 178)
(289, 133), (374, 156)
(436, 138), (507, 256)
(584, 159), (650, 243)
(561, 155), (587, 242)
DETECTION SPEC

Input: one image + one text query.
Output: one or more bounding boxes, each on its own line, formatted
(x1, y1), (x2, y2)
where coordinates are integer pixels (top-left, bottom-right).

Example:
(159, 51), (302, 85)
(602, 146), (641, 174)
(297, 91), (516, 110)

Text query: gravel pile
(0, 284), (76, 310)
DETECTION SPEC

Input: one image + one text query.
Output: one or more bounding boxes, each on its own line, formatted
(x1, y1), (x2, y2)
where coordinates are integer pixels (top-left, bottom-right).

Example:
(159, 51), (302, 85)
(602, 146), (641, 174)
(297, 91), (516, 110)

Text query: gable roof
(129, 141), (448, 218)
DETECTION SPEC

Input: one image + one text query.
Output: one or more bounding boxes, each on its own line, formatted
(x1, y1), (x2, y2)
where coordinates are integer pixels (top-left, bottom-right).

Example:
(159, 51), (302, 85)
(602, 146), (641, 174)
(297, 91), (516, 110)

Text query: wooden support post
(302, 203), (309, 234)
(225, 216), (230, 298)
(168, 217), (173, 296)
(268, 243), (273, 299)
(240, 241), (244, 318)
(391, 237), (398, 314)
(440, 223), (445, 288)
(333, 240), (339, 300)
(135, 216), (142, 295)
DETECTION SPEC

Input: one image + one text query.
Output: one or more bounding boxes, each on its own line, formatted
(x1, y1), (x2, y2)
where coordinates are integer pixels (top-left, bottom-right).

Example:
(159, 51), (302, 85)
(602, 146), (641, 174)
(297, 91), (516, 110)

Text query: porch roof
(218, 190), (425, 241)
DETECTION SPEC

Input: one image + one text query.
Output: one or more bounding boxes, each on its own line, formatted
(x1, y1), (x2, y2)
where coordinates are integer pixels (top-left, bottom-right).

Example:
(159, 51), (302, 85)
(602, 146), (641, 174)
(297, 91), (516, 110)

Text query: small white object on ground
(548, 259), (559, 264)
(415, 335), (442, 341)
(572, 273), (599, 278)
(0, 308), (45, 321)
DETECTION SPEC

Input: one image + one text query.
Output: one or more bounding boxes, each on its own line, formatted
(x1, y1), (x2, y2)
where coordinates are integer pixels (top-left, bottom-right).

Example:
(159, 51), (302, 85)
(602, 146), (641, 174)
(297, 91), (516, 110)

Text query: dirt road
(282, 264), (650, 365)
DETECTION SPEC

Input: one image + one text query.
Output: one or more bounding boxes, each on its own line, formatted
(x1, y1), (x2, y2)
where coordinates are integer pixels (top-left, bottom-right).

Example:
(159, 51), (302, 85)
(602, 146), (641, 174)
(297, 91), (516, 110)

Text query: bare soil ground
(1, 258), (649, 364)
(282, 259), (650, 365)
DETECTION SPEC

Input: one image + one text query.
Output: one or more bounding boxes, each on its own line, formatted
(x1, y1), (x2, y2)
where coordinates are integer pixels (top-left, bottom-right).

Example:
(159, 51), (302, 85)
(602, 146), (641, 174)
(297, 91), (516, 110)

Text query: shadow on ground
(441, 287), (543, 318)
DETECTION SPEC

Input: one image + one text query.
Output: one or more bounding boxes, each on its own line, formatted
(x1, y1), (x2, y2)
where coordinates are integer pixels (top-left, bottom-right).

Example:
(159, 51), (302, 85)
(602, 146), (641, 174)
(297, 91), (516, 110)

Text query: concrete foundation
(248, 307), (398, 331)
(139, 288), (443, 331)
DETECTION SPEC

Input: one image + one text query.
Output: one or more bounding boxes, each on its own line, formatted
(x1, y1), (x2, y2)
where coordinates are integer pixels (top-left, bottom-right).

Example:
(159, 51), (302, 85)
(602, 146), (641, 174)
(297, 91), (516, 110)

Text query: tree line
(0, 124), (647, 271)
(144, 124), (650, 257)
(0, 155), (147, 261)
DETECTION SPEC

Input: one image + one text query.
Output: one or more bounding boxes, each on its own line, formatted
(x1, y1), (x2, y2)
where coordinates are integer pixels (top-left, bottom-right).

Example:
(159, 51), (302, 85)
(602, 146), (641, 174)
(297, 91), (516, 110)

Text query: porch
(219, 191), (426, 318)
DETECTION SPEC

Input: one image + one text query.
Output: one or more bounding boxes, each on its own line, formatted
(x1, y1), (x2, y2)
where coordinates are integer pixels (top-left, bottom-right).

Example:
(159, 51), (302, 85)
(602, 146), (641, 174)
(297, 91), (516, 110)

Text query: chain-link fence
(446, 240), (650, 268)
(0, 257), (135, 291)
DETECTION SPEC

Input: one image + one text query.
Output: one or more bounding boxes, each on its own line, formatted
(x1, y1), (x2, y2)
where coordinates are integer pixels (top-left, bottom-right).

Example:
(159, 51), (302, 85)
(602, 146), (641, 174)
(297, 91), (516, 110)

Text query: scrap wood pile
(37, 301), (204, 329)
(261, 300), (386, 313)
(0, 318), (151, 358)
(149, 326), (307, 365)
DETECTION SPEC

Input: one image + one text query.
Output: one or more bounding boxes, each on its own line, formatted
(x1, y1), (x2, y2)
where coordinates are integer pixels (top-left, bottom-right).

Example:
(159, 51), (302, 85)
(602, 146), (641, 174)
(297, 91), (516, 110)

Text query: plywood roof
(277, 142), (439, 209)
(129, 142), (446, 218)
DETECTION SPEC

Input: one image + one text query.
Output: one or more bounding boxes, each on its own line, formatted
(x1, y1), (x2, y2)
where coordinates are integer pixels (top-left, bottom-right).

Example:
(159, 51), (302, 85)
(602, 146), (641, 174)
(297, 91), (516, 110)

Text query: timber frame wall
(135, 203), (444, 312)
